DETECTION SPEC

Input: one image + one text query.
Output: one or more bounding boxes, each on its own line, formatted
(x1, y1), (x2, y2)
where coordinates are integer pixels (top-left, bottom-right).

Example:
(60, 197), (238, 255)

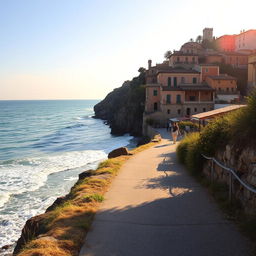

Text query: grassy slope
(16, 142), (158, 256)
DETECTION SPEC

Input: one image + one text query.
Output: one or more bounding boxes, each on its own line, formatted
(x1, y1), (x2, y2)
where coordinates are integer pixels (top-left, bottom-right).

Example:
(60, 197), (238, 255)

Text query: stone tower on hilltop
(203, 28), (213, 41)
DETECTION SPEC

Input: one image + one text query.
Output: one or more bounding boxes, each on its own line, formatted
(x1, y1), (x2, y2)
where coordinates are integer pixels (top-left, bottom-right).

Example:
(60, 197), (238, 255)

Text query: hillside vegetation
(177, 90), (256, 174)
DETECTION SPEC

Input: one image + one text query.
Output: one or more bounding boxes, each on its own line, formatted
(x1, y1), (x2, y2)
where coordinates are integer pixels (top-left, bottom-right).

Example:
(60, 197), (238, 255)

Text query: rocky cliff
(94, 72), (146, 136)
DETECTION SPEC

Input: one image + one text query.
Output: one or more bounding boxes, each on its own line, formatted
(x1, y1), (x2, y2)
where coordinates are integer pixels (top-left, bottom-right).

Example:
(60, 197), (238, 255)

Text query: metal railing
(201, 154), (256, 201)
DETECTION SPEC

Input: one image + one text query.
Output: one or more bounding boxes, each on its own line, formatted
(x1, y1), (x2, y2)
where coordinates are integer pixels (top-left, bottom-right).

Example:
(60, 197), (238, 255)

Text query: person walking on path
(171, 122), (179, 144)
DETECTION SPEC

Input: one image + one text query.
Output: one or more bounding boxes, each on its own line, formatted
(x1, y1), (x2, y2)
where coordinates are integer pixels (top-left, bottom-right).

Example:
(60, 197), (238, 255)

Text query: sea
(0, 100), (134, 251)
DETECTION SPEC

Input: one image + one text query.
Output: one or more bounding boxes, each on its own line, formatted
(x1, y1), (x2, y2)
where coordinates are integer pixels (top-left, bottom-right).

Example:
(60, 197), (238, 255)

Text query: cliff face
(94, 73), (146, 136)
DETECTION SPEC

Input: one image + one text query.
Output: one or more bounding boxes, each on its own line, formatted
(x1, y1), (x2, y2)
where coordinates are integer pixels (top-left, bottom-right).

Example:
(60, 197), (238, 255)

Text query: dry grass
(16, 140), (159, 256)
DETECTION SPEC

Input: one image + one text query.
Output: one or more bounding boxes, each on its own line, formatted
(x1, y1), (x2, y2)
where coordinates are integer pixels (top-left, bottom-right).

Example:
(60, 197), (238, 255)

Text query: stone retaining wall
(203, 145), (256, 214)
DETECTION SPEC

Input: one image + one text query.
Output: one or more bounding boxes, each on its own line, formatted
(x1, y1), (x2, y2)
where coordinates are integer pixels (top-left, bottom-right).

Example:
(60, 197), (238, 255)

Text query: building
(203, 28), (213, 42)
(144, 63), (215, 125)
(206, 74), (239, 103)
(221, 52), (248, 69)
(169, 51), (199, 68)
(180, 42), (204, 55)
(215, 35), (236, 52)
(235, 30), (256, 52)
(248, 54), (256, 90)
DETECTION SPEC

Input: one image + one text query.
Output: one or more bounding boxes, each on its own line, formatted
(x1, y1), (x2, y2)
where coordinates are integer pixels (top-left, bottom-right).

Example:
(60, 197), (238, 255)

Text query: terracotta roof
(207, 75), (237, 80)
(192, 105), (246, 120)
(156, 68), (200, 74)
(145, 83), (161, 87)
(162, 84), (214, 91)
(171, 51), (198, 56)
(179, 84), (215, 91)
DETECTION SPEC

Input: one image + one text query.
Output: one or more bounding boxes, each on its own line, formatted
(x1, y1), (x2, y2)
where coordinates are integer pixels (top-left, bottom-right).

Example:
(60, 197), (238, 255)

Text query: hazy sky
(0, 0), (255, 100)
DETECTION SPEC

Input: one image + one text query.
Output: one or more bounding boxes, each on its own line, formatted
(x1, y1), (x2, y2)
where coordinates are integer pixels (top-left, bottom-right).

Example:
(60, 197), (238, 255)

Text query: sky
(0, 0), (255, 100)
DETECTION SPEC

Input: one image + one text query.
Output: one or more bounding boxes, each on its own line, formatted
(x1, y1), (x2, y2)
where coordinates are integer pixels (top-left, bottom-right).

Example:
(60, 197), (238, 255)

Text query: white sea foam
(0, 149), (107, 248)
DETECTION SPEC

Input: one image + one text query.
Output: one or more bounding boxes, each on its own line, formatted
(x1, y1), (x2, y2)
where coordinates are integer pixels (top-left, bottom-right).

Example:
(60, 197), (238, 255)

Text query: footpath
(80, 129), (251, 256)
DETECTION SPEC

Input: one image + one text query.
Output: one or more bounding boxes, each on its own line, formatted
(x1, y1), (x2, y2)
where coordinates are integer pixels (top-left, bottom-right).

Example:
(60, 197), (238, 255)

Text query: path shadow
(80, 195), (251, 256)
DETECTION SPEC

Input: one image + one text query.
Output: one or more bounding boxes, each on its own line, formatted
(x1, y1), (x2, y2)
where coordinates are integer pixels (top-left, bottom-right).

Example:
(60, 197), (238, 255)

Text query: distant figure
(166, 121), (169, 131)
(171, 122), (180, 144)
(169, 122), (172, 131)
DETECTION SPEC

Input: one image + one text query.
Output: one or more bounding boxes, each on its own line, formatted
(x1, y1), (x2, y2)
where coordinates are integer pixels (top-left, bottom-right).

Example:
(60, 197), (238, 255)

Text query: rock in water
(108, 147), (129, 158)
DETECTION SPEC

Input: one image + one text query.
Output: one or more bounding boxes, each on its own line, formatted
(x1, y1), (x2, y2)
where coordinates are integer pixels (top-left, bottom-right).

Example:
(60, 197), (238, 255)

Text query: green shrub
(185, 133), (204, 175)
(179, 121), (199, 132)
(177, 132), (199, 164)
(198, 115), (231, 156)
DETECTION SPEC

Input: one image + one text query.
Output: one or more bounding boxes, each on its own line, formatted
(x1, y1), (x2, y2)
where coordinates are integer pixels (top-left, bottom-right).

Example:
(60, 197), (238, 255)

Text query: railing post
(229, 172), (232, 202)
(211, 159), (214, 182)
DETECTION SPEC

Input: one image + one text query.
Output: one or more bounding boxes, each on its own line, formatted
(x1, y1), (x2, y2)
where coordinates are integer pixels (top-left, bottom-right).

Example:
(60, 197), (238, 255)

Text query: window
(166, 95), (171, 104)
(185, 57), (188, 63)
(192, 77), (197, 84)
(181, 77), (185, 83)
(186, 108), (191, 116)
(218, 88), (221, 91)
(173, 77), (177, 87)
(176, 94), (181, 103)
(189, 96), (196, 101)
(168, 77), (171, 87)
(226, 88), (229, 92)
(194, 107), (197, 112)
(167, 109), (170, 114)
(177, 57), (180, 62)
(203, 108), (206, 112)
(177, 109), (181, 115)
(153, 90), (158, 96)
(192, 57), (195, 63)
(231, 87), (234, 92)
(205, 68), (208, 72)
(154, 102), (158, 111)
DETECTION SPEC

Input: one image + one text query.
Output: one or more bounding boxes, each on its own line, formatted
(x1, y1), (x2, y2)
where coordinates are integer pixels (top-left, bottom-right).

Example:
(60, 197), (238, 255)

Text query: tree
(196, 35), (202, 43)
(164, 50), (172, 59)
(138, 67), (146, 73)
(190, 38), (194, 42)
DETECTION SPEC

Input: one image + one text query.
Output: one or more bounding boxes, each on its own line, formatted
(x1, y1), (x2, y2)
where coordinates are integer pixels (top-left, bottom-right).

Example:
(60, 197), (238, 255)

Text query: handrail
(202, 154), (256, 194)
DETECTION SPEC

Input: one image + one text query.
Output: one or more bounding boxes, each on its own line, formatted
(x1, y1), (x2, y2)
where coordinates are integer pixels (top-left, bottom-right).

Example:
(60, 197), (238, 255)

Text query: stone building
(203, 28), (213, 42)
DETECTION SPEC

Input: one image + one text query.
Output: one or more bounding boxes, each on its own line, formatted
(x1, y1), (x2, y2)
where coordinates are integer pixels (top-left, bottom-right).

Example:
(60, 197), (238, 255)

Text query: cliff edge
(94, 71), (146, 136)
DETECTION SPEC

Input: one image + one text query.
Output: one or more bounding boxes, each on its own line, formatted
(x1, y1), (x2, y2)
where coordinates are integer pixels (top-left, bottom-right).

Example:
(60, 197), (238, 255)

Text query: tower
(203, 28), (213, 42)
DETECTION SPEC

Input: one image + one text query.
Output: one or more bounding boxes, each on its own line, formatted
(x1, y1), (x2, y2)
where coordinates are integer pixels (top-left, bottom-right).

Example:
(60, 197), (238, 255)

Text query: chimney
(148, 59), (152, 69)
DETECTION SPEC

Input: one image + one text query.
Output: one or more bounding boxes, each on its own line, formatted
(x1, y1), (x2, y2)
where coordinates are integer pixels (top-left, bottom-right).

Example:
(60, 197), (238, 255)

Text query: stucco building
(235, 30), (256, 52)
(248, 54), (256, 90)
(215, 35), (236, 52)
(206, 74), (239, 102)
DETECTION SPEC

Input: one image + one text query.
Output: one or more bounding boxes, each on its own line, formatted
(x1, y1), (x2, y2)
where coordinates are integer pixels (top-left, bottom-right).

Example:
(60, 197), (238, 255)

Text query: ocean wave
(0, 150), (107, 204)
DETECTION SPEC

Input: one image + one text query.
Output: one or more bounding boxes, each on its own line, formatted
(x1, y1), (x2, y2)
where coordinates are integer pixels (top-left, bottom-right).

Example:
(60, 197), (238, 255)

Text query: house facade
(248, 54), (256, 90)
(144, 61), (215, 126)
(235, 30), (256, 52)
(206, 75), (240, 103)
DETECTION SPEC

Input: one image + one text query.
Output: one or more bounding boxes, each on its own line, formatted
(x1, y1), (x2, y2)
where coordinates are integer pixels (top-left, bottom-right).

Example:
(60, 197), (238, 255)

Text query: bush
(198, 115), (231, 156)
(177, 132), (203, 174)
(179, 121), (199, 132)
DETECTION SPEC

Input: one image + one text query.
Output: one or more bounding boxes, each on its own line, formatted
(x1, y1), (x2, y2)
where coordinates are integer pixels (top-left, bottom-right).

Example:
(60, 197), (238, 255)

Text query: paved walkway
(80, 129), (251, 256)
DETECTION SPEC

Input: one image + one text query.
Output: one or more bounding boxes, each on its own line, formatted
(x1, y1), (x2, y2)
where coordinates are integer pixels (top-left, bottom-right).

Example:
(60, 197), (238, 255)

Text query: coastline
(4, 138), (160, 256)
